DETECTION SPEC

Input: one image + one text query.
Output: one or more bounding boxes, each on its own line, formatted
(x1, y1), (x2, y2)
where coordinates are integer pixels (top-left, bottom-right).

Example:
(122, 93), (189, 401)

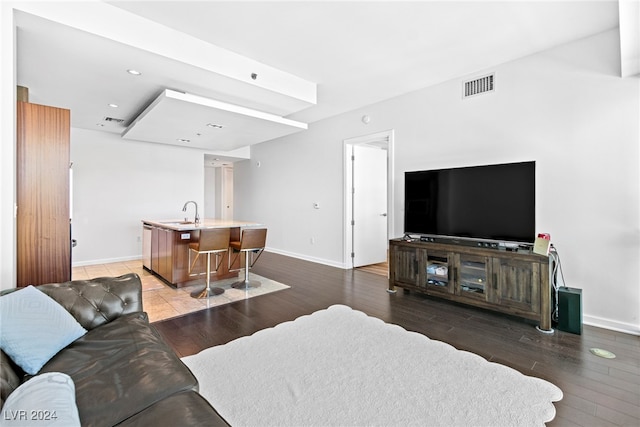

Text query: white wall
(70, 128), (207, 265)
(1, 2), (17, 289)
(234, 29), (640, 334)
(234, 127), (346, 268)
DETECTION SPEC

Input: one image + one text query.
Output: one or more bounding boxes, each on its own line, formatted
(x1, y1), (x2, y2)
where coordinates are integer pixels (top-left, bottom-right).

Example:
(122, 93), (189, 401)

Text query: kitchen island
(142, 219), (262, 287)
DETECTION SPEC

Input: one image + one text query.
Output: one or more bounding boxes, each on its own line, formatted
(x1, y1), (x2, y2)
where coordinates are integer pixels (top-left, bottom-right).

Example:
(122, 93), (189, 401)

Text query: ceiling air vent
(463, 73), (495, 99)
(103, 116), (125, 124)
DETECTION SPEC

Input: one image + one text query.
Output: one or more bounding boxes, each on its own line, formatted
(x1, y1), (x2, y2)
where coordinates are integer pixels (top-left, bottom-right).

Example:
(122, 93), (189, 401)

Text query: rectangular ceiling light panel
(122, 89), (308, 151)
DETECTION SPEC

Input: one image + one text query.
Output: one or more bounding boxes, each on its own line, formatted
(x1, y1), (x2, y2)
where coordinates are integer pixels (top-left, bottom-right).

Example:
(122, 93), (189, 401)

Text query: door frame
(343, 129), (395, 268)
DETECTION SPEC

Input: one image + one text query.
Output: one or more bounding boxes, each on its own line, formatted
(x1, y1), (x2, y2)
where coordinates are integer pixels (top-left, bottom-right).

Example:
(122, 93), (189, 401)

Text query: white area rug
(182, 305), (563, 427)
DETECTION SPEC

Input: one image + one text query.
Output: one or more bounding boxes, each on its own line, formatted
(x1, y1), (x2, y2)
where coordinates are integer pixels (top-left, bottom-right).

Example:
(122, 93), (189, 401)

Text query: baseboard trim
(72, 255), (142, 268)
(72, 250), (349, 270)
(265, 247), (348, 269)
(583, 315), (640, 336)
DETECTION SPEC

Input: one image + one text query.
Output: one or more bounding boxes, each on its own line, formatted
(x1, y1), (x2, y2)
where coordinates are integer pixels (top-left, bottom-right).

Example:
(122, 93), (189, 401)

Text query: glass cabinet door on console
(455, 254), (491, 302)
(423, 251), (454, 295)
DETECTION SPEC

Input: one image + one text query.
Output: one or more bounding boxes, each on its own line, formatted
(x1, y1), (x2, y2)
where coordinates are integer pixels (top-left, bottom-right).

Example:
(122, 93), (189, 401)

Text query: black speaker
(558, 287), (582, 335)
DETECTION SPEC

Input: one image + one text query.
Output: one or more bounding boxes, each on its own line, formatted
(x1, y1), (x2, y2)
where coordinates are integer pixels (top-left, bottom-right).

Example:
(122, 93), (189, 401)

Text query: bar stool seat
(189, 228), (231, 298)
(229, 228), (267, 289)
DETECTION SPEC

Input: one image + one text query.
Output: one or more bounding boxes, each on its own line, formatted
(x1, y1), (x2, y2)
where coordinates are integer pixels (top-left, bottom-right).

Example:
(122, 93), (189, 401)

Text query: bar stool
(188, 228), (231, 298)
(229, 228), (267, 289)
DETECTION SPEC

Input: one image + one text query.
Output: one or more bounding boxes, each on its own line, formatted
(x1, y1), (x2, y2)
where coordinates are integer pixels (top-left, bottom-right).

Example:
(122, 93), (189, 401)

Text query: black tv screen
(404, 161), (535, 244)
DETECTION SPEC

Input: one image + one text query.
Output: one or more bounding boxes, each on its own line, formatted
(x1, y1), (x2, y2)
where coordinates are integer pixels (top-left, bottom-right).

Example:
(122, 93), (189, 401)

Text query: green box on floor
(558, 287), (582, 335)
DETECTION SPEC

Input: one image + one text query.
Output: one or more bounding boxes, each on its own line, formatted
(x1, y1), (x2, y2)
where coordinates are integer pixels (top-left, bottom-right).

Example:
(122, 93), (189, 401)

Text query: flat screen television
(404, 161), (535, 244)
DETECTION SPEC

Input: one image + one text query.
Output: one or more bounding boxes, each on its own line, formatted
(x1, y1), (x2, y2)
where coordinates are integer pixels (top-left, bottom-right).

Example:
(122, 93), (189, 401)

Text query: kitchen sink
(159, 221), (194, 225)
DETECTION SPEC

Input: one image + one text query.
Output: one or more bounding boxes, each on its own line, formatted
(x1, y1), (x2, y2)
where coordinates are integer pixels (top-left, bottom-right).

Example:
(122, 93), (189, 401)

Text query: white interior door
(352, 144), (387, 267)
(222, 166), (233, 220)
(214, 165), (234, 220)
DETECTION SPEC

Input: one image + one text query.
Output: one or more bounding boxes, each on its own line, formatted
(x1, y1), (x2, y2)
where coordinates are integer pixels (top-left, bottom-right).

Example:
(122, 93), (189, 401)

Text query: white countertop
(142, 219), (263, 231)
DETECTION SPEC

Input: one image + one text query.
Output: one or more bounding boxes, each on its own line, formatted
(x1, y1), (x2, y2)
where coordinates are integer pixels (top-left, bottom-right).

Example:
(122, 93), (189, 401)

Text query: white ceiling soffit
(13, 2), (316, 118)
(122, 90), (308, 151)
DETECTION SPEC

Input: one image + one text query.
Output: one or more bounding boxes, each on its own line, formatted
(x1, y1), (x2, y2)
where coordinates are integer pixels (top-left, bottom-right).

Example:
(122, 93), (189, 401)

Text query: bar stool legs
(188, 228), (231, 299)
(191, 252), (225, 298)
(231, 250), (262, 290)
(228, 228), (267, 290)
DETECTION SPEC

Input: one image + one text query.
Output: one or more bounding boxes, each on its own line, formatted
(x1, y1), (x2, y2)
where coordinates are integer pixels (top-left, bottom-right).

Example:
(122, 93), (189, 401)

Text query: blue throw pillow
(1, 372), (81, 426)
(0, 286), (87, 375)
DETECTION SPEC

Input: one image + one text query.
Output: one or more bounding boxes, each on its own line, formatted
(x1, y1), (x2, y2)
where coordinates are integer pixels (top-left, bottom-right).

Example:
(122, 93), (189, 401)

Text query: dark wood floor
(153, 252), (639, 427)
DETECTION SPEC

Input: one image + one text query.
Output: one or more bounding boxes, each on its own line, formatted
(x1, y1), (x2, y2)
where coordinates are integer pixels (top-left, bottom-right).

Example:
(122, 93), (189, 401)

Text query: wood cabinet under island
(142, 219), (262, 288)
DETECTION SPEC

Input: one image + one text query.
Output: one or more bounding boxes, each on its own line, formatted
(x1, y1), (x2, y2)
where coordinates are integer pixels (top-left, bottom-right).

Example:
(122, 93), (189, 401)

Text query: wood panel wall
(17, 101), (71, 287)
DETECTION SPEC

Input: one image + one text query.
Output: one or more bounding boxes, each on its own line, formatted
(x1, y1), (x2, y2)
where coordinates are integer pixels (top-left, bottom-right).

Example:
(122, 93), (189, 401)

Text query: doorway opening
(343, 130), (394, 271)
(204, 156), (234, 221)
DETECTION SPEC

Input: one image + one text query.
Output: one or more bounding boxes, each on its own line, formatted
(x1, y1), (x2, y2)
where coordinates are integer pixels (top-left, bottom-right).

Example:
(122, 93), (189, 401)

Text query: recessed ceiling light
(96, 123), (105, 127)
(177, 138), (190, 143)
(206, 123), (224, 129)
(126, 69), (142, 76)
(108, 103), (119, 108)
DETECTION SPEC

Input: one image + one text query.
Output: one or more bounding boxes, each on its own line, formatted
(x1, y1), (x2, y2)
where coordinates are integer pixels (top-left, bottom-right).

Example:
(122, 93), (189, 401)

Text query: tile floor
(72, 260), (262, 323)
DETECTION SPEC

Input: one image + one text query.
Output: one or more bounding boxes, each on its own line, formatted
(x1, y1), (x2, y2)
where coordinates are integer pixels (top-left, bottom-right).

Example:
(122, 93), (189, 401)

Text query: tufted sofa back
(35, 273), (143, 330)
(1, 273), (144, 408)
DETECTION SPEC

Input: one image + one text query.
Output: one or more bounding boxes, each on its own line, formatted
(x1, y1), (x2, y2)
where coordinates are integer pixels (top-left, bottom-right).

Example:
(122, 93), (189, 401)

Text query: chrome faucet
(182, 201), (200, 225)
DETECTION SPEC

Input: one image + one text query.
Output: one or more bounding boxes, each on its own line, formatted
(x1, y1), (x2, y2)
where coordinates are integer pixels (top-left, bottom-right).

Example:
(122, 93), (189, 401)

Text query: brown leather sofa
(0, 273), (229, 427)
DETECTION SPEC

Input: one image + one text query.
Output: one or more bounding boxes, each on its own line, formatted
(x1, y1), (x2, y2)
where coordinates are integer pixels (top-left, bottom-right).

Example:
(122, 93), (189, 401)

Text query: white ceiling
(15, 1), (625, 154)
